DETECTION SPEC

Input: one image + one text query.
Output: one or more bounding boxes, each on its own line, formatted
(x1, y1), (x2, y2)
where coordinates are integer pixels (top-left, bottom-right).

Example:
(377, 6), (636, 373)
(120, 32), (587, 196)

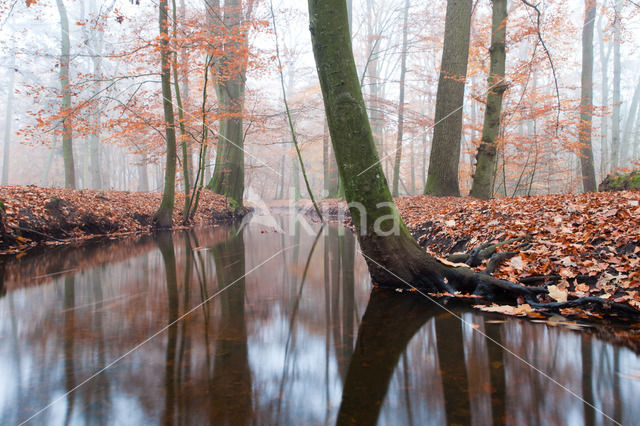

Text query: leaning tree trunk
(307, 0), (539, 298)
(470, 0), (507, 200)
(206, 0), (247, 207)
(391, 0), (410, 197)
(56, 0), (76, 189)
(579, 0), (597, 193)
(152, 0), (178, 228)
(424, 0), (473, 196)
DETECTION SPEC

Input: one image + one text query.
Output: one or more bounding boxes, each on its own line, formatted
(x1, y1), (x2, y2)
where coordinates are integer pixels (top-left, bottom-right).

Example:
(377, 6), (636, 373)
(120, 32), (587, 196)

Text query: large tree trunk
(424, 0), (473, 196)
(391, 0), (410, 197)
(470, 0), (507, 199)
(206, 0), (247, 206)
(152, 0), (178, 227)
(56, 0), (76, 189)
(579, 0), (597, 193)
(610, 0), (622, 169)
(308, 0), (550, 302)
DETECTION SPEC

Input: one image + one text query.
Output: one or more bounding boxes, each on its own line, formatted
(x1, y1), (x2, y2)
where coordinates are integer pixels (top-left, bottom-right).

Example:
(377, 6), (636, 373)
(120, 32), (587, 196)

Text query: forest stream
(1, 213), (639, 425)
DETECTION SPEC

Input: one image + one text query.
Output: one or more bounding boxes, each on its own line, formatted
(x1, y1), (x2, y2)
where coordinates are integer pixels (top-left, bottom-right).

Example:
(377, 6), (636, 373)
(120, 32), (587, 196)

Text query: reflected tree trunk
(434, 312), (471, 424)
(209, 229), (253, 425)
(337, 290), (440, 425)
(63, 276), (76, 424)
(157, 232), (179, 425)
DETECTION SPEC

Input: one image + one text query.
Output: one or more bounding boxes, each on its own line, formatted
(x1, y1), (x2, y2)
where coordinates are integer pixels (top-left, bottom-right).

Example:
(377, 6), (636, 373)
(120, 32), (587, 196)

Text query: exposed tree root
(525, 296), (640, 320)
(418, 238), (640, 320)
(446, 236), (528, 266)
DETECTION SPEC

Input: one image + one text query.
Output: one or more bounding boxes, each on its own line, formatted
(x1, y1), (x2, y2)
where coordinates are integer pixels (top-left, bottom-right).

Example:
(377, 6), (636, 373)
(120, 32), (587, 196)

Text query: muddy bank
(0, 186), (248, 255)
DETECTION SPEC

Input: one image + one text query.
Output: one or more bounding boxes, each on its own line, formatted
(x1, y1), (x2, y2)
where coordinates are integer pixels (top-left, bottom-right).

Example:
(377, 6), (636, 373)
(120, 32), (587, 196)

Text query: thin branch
(520, 0), (561, 133)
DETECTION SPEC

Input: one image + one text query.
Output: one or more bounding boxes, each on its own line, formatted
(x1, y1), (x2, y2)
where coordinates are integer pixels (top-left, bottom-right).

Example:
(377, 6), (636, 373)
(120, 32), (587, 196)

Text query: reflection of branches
(520, 0), (561, 132)
(275, 224), (324, 424)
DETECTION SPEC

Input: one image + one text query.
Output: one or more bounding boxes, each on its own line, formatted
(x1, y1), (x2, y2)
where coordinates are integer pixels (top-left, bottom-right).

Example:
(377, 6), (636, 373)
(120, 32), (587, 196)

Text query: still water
(0, 215), (639, 425)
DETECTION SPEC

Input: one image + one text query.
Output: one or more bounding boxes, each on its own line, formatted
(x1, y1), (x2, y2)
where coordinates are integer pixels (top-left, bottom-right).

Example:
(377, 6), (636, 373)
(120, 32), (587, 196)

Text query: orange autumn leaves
(395, 190), (640, 311)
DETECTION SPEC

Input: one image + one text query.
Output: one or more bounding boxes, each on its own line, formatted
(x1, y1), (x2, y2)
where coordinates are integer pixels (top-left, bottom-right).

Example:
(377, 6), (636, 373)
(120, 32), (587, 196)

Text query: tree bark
(424, 0), (473, 196)
(206, 0), (247, 207)
(598, 17), (611, 178)
(391, 0), (410, 197)
(470, 0), (508, 199)
(610, 0), (622, 169)
(579, 0), (597, 193)
(152, 0), (178, 228)
(56, 0), (76, 189)
(308, 0), (492, 293)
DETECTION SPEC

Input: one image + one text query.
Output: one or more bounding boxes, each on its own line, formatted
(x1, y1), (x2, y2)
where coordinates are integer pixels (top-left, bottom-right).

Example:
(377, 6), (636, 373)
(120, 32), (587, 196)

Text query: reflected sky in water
(0, 215), (639, 425)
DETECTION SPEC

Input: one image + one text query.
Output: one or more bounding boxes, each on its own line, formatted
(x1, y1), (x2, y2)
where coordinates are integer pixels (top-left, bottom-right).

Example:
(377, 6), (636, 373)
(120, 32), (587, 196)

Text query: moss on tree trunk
(206, 0), (246, 207)
(470, 0), (507, 200)
(153, 0), (178, 228)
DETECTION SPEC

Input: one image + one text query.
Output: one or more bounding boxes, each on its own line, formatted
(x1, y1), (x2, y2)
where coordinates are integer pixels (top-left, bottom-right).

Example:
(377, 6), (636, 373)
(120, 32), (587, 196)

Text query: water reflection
(0, 218), (639, 425)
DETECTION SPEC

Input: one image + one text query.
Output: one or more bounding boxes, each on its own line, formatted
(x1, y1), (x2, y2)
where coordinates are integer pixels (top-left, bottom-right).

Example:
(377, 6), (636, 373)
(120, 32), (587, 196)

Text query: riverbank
(0, 185), (247, 255)
(310, 190), (640, 317)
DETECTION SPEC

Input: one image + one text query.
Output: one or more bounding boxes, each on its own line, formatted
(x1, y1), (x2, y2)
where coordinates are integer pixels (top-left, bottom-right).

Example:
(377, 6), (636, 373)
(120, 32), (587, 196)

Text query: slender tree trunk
(206, 0), (247, 206)
(2, 55), (15, 186)
(367, 0), (384, 156)
(470, 0), (507, 199)
(610, 0), (622, 169)
(634, 105), (640, 161)
(138, 156), (149, 192)
(579, 0), (597, 193)
(621, 77), (640, 166)
(391, 0), (410, 197)
(598, 18), (611, 178)
(424, 0), (473, 196)
(56, 0), (76, 189)
(153, 0), (178, 227)
(171, 0), (191, 220)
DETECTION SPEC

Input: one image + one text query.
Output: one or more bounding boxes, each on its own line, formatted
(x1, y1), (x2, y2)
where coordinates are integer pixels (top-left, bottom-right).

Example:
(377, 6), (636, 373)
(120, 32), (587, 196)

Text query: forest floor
(315, 190), (640, 320)
(0, 185), (246, 256)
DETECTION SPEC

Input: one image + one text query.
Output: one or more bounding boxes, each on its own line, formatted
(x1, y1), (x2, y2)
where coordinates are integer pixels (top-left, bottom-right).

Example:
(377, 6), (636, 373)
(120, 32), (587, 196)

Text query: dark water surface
(1, 215), (639, 425)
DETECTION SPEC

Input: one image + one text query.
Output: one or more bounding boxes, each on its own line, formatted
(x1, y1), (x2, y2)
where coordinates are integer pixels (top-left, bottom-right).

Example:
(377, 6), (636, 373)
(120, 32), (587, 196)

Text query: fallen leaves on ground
(397, 191), (640, 314)
(318, 190), (640, 315)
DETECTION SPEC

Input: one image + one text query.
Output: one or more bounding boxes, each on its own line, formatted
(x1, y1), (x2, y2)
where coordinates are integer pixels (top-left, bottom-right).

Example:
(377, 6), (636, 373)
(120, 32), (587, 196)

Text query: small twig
(520, 0), (561, 133)
(14, 226), (66, 242)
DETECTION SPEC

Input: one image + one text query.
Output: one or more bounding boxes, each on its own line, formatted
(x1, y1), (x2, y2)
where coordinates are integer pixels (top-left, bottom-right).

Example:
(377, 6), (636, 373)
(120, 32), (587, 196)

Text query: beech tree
(391, 0), (410, 197)
(56, 0), (76, 189)
(424, 0), (473, 196)
(578, 0), (597, 193)
(206, 0), (252, 207)
(470, 0), (508, 200)
(308, 0), (542, 299)
(152, 0), (178, 228)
